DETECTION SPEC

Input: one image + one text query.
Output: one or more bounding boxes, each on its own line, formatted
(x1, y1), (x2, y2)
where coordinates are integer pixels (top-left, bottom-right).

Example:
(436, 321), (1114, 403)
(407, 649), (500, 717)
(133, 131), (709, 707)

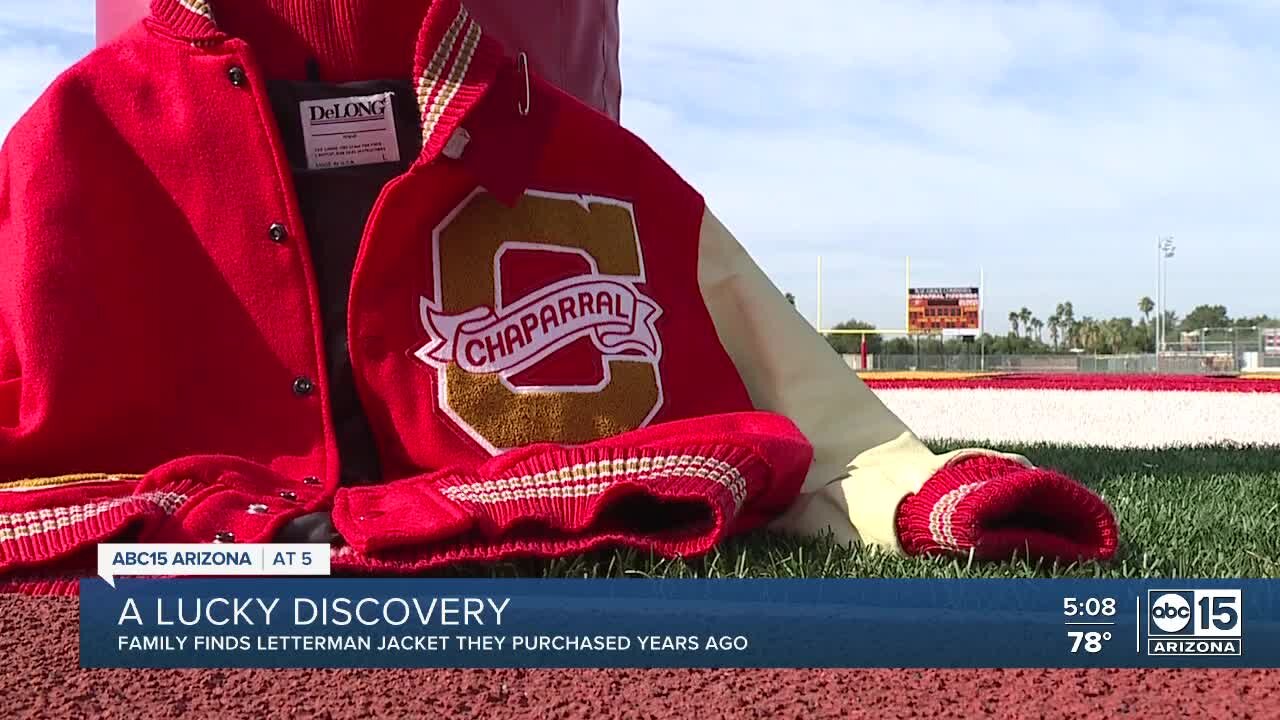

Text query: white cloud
(0, 1), (93, 144)
(0, 1), (1275, 330)
(0, 1), (95, 36)
(0, 40), (84, 143)
(620, 0), (1280, 328)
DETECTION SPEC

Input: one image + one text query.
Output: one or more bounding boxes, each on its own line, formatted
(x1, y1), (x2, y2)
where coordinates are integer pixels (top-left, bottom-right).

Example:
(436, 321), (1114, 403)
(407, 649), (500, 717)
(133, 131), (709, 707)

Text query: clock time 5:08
(1063, 597), (1117, 617)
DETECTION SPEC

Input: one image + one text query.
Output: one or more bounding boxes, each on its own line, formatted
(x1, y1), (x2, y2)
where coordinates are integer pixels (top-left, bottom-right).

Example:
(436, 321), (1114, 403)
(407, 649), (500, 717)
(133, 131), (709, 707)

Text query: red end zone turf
(861, 372), (1280, 392)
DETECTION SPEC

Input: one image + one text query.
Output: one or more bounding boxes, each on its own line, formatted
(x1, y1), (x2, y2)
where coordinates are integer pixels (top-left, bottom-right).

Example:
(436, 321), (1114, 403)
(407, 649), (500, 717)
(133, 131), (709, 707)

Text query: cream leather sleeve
(695, 207), (1030, 553)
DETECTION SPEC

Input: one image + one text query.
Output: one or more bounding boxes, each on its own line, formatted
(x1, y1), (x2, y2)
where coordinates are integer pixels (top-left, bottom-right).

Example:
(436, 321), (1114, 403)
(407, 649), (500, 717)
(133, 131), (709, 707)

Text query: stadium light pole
(816, 255), (823, 332)
(904, 256), (911, 330)
(1157, 239), (1167, 363)
(1157, 236), (1175, 354)
(979, 266), (986, 371)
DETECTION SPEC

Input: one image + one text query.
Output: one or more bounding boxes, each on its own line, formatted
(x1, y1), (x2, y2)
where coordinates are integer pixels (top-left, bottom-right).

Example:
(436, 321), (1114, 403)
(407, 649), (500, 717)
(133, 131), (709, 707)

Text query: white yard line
(871, 388), (1280, 448)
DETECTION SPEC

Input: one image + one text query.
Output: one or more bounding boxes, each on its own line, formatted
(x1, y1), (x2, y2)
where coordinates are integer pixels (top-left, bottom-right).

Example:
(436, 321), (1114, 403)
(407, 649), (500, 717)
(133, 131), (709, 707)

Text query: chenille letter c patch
(415, 189), (664, 454)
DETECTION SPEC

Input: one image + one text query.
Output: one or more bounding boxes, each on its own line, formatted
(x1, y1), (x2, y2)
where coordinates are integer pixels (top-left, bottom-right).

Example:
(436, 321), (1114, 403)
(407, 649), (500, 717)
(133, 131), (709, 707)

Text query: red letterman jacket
(0, 0), (815, 591)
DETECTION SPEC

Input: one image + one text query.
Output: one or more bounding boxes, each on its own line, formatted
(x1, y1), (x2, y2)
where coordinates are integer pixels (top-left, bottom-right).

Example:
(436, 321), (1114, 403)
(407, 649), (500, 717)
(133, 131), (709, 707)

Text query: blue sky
(3, 1), (1277, 331)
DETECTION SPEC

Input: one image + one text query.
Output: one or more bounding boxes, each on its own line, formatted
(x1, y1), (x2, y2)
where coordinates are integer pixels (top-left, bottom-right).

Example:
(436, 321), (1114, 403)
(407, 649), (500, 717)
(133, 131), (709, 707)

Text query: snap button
(268, 223), (288, 243)
(213, 531), (236, 543)
(302, 476), (321, 485)
(228, 66), (248, 87)
(292, 376), (314, 396)
(279, 491), (298, 501)
(247, 503), (269, 514)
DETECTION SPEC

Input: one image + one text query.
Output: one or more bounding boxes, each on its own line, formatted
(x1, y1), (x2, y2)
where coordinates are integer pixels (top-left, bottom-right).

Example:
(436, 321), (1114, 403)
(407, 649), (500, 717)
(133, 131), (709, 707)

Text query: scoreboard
(1265, 328), (1280, 356)
(908, 287), (981, 335)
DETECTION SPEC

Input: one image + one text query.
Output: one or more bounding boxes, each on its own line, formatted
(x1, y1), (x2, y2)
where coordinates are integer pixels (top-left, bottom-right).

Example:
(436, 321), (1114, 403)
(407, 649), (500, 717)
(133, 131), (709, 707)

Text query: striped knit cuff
(331, 412), (813, 570)
(335, 445), (763, 563)
(0, 574), (81, 596)
(0, 480), (198, 577)
(0, 456), (324, 592)
(0, 548), (97, 596)
(148, 0), (218, 40)
(895, 456), (1119, 562)
(411, 0), (504, 163)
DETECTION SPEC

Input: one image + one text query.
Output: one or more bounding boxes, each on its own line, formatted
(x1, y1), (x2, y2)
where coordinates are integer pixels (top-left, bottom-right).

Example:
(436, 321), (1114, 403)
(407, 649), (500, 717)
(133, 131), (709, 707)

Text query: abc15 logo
(1147, 590), (1242, 638)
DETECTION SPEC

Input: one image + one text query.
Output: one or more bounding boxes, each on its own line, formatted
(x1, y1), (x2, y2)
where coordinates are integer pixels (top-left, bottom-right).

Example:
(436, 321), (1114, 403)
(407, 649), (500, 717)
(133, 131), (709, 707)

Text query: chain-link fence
(850, 350), (1269, 375)
(1171, 326), (1280, 372)
(829, 326), (1280, 374)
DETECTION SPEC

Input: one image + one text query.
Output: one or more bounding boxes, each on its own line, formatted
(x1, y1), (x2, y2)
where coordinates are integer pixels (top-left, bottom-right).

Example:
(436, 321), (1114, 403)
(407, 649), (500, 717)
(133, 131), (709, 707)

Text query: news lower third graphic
(76, 546), (1280, 669)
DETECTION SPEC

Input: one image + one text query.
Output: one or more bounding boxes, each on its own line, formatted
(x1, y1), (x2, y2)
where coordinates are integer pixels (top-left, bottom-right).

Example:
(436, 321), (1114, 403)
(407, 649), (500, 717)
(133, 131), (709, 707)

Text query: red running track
(3, 596), (1274, 719)
(861, 372), (1280, 392)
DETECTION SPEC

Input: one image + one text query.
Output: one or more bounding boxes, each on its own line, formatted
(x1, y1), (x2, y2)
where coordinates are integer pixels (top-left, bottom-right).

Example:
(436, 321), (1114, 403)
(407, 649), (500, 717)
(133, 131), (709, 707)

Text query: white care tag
(299, 91), (400, 170)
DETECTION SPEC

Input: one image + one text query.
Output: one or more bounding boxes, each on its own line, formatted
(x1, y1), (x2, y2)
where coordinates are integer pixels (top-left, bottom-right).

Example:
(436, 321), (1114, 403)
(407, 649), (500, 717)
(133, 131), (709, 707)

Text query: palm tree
(1047, 314), (1061, 349)
(1018, 307), (1033, 339)
(1074, 318), (1090, 351)
(1138, 296), (1154, 324)
(1077, 317), (1100, 353)
(1008, 311), (1020, 338)
(1058, 302), (1077, 348)
(1030, 317), (1044, 344)
(1159, 309), (1178, 349)
(1103, 319), (1124, 353)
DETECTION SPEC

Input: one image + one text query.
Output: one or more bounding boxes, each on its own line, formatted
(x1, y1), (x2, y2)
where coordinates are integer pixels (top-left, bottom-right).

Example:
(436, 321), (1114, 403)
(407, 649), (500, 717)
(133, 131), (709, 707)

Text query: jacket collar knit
(148, 0), (505, 163)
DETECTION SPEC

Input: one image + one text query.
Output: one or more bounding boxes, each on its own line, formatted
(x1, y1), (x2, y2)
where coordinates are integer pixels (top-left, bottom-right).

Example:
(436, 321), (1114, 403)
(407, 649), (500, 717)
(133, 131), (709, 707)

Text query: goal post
(819, 327), (913, 371)
(812, 254), (986, 372)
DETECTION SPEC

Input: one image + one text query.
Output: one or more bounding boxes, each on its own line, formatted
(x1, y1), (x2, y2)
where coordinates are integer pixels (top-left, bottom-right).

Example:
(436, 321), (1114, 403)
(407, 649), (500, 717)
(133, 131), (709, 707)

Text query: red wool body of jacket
(0, 0), (814, 591)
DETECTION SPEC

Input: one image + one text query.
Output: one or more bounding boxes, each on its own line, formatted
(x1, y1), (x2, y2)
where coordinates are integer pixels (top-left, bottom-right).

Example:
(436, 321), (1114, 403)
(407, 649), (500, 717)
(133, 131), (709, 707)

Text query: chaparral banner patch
(412, 188), (666, 455)
(417, 276), (661, 376)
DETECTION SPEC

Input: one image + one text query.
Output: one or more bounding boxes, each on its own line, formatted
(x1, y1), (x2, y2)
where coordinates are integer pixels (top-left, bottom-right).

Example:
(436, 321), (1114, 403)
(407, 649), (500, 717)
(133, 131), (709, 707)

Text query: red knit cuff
(0, 574), (81, 596)
(146, 0), (218, 41)
(331, 412), (813, 572)
(895, 456), (1119, 562)
(0, 481), (176, 577)
(411, 0), (505, 163)
(0, 456), (323, 581)
(0, 547), (95, 596)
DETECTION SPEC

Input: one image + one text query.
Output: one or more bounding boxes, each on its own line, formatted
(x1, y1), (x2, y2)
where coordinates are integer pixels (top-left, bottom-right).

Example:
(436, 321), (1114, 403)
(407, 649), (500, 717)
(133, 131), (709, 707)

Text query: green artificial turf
(442, 443), (1280, 580)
